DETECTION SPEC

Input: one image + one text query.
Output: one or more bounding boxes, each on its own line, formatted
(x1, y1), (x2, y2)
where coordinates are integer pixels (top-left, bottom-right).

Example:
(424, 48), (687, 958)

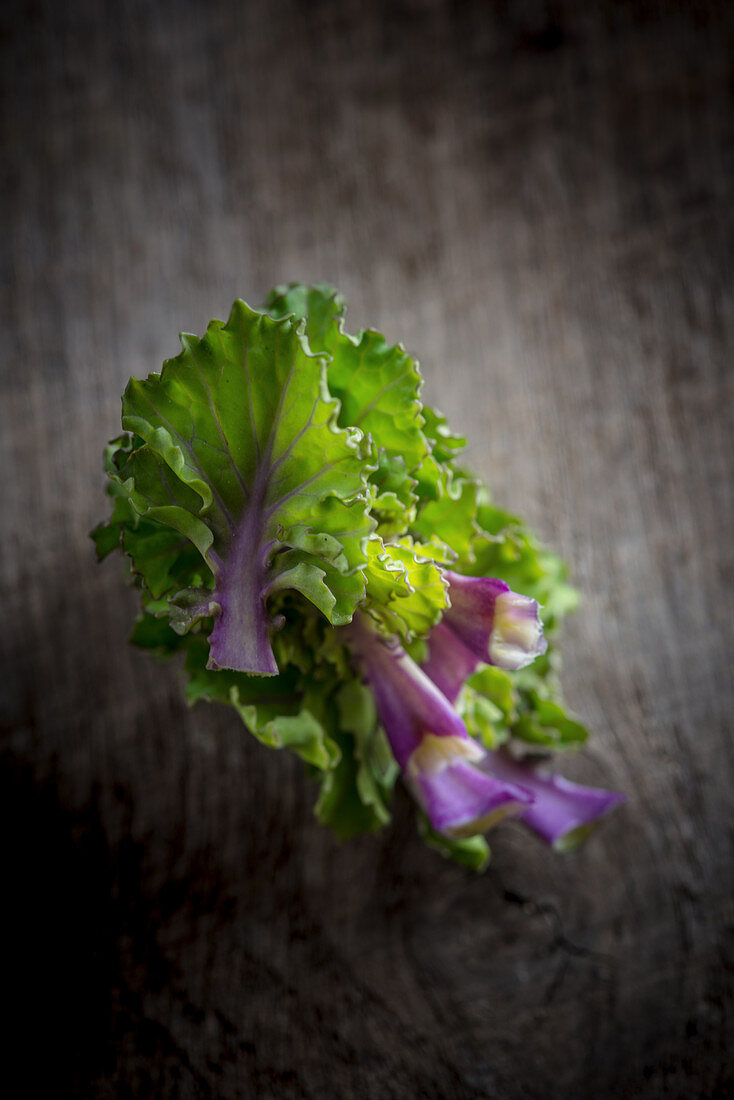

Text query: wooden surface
(3, 1), (733, 1096)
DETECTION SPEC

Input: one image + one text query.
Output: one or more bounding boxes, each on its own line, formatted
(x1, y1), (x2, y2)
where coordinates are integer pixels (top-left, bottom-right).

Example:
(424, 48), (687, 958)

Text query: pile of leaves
(93, 284), (595, 869)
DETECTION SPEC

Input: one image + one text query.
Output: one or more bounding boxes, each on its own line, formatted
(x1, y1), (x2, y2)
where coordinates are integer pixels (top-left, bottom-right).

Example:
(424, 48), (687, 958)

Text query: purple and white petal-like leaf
(407, 738), (533, 838)
(347, 619), (534, 836)
(442, 570), (547, 671)
(481, 750), (625, 850)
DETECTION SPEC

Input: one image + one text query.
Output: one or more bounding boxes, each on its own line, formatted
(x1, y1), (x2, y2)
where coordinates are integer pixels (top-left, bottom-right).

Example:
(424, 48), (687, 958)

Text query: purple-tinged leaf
(347, 619), (533, 837)
(119, 302), (375, 674)
(481, 750), (625, 849)
(441, 570), (547, 671)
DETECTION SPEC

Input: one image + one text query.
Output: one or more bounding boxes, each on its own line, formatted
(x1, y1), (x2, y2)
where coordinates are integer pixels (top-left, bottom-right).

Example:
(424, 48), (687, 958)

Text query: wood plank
(2, 1), (733, 1095)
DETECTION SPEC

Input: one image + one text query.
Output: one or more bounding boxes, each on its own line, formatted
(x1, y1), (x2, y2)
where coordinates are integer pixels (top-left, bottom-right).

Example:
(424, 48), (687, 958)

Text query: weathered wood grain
(2, 1), (733, 1096)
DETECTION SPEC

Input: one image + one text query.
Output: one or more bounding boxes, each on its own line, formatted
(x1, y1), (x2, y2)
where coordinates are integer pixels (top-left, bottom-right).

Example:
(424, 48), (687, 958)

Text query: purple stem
(347, 617), (468, 765)
(421, 620), (481, 704)
(206, 495), (278, 674)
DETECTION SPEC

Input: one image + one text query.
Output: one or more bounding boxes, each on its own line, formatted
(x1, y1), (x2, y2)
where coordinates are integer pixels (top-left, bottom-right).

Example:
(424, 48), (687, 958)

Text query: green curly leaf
(363, 536), (450, 641)
(116, 301), (376, 672)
